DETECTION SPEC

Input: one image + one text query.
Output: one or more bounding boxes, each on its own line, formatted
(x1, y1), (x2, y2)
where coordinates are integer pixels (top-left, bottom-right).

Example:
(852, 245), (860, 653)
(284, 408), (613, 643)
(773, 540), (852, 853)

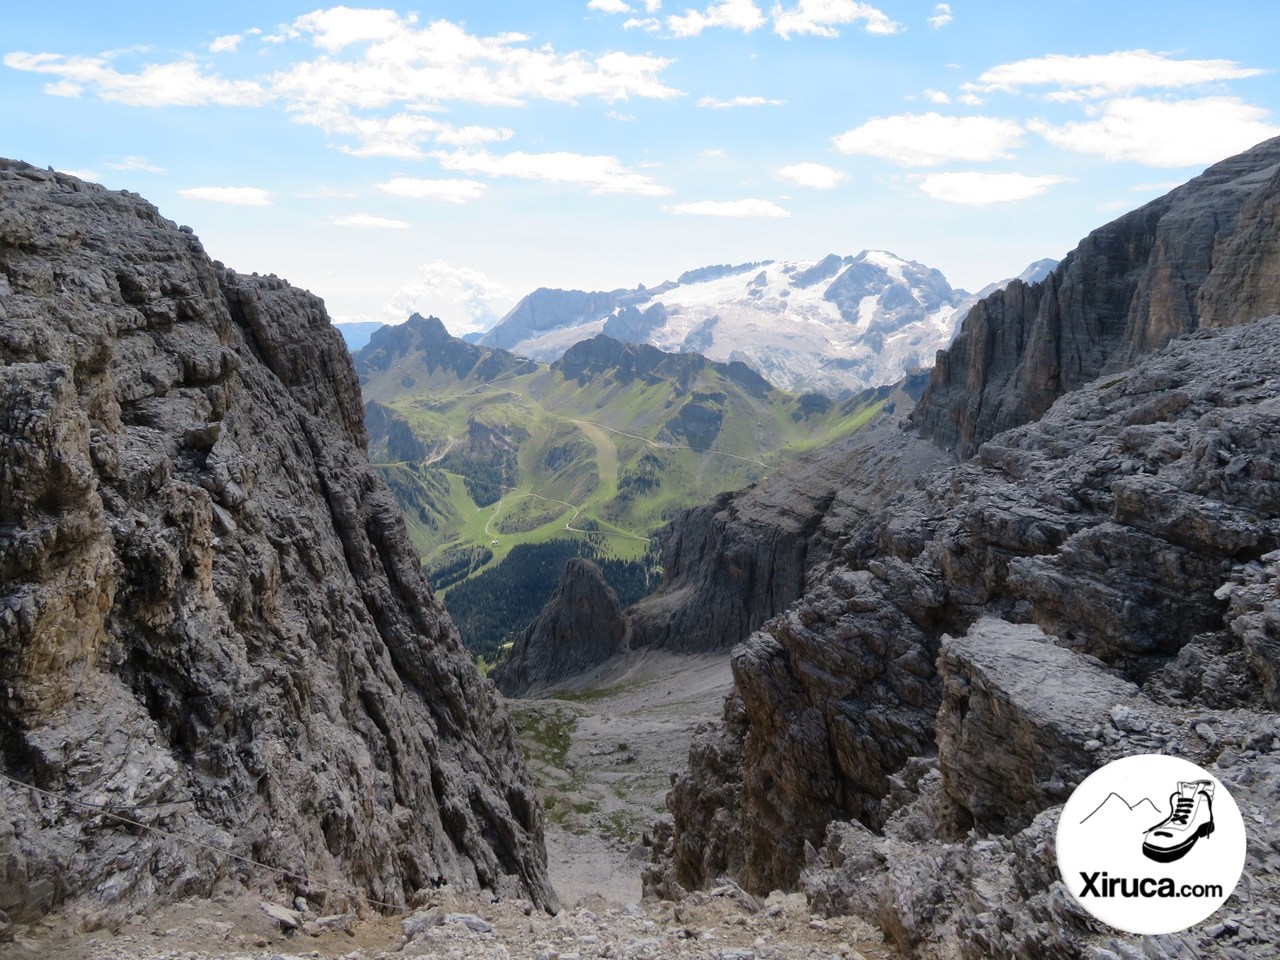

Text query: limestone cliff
(0, 160), (556, 923)
(910, 135), (1280, 458)
(491, 559), (629, 697)
(627, 374), (941, 654)
(651, 315), (1280, 956)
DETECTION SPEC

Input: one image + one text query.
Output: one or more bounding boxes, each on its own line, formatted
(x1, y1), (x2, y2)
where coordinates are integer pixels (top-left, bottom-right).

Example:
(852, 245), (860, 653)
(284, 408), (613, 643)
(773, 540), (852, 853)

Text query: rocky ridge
(911, 135), (1280, 459)
(492, 558), (630, 697)
(649, 315), (1280, 956)
(0, 160), (555, 926)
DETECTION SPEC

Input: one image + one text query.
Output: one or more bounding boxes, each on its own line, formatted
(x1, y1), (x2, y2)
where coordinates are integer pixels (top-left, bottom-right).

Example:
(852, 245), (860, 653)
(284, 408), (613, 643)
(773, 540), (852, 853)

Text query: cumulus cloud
(972, 50), (1266, 99)
(927, 3), (952, 28)
(329, 213), (411, 229)
(833, 112), (1025, 166)
(387, 261), (515, 334)
(772, 0), (900, 38)
(670, 198), (790, 217)
(624, 17), (662, 30)
(432, 148), (670, 196)
(667, 0), (766, 37)
(915, 171), (1069, 205)
(776, 162), (847, 189)
(1028, 96), (1280, 167)
(6, 12), (680, 159)
(3, 52), (268, 106)
(923, 88), (950, 104)
(377, 177), (488, 204)
(698, 95), (786, 108)
(179, 186), (273, 206)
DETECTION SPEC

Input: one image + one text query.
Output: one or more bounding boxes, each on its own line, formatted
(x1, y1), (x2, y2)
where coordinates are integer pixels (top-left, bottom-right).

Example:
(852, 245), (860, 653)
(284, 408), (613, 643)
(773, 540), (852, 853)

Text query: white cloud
(923, 88), (950, 104)
(295, 106), (513, 160)
(104, 155), (166, 174)
(776, 162), (847, 189)
(589, 0), (633, 11)
(608, 109), (638, 121)
(700, 148), (728, 159)
(386, 261), (515, 334)
(624, 17), (662, 30)
(974, 50), (1266, 99)
(645, 0), (663, 9)
(698, 95), (786, 108)
(958, 92), (984, 106)
(834, 112), (1025, 166)
(4, 52), (268, 107)
(209, 34), (242, 54)
(179, 186), (273, 206)
(7, 15), (680, 160)
(927, 3), (952, 28)
(1028, 96), (1280, 167)
(772, 0), (900, 38)
(432, 148), (671, 196)
(915, 171), (1069, 206)
(59, 168), (101, 182)
(670, 198), (790, 217)
(667, 0), (766, 37)
(377, 177), (487, 204)
(329, 214), (411, 229)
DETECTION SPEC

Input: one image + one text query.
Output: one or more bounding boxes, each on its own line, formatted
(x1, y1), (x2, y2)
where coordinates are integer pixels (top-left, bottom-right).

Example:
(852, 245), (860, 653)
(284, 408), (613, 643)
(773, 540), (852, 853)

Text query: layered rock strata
(0, 161), (556, 923)
(911, 135), (1280, 458)
(492, 558), (629, 697)
(651, 316), (1280, 956)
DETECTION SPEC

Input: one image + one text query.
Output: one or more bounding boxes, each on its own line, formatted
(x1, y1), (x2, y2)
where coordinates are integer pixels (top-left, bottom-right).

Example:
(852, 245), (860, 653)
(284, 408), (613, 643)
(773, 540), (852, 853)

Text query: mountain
(480, 252), (1055, 395)
(351, 315), (894, 659)
(644, 138), (1280, 956)
(0, 159), (555, 923)
(911, 139), (1280, 458)
(333, 320), (385, 351)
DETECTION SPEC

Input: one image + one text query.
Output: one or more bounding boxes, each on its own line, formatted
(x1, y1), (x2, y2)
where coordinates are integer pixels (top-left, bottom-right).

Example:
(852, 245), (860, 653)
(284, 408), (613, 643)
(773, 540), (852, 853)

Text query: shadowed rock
(492, 558), (629, 697)
(0, 159), (556, 923)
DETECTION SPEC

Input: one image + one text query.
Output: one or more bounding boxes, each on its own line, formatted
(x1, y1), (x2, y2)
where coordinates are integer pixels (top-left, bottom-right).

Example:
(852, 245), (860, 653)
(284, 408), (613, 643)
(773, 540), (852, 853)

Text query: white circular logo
(1056, 754), (1246, 935)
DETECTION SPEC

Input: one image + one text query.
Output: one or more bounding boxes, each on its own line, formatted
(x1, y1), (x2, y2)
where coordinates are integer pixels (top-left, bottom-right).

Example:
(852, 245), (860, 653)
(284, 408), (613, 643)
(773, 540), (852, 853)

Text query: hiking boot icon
(1143, 780), (1215, 863)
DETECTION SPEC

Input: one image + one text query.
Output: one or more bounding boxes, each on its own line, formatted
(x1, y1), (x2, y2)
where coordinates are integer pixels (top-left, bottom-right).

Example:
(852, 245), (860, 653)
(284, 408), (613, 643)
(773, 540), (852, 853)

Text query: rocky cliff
(491, 558), (629, 697)
(0, 160), (556, 924)
(911, 135), (1280, 458)
(648, 140), (1280, 956)
(628, 373), (940, 654)
(649, 314), (1280, 956)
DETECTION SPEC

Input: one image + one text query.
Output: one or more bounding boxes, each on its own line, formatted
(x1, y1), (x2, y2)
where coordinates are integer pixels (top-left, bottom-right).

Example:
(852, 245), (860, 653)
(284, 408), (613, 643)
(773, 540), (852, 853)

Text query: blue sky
(5, 2), (1280, 333)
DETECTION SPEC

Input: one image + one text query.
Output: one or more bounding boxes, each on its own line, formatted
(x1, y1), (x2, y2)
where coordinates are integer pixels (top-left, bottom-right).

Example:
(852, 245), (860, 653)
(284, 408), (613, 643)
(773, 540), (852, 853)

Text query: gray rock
(911, 135), (1280, 459)
(492, 558), (629, 697)
(0, 158), (556, 924)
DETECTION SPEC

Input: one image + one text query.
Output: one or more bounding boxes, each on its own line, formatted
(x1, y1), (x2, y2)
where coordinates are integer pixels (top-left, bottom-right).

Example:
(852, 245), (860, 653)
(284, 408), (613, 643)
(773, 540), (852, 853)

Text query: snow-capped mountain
(480, 252), (1056, 395)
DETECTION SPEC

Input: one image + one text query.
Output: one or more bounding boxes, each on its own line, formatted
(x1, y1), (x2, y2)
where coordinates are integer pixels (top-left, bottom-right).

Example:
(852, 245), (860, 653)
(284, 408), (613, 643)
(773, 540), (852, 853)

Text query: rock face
(628, 374), (943, 654)
(911, 135), (1280, 458)
(492, 559), (629, 697)
(653, 315), (1280, 955)
(0, 160), (556, 923)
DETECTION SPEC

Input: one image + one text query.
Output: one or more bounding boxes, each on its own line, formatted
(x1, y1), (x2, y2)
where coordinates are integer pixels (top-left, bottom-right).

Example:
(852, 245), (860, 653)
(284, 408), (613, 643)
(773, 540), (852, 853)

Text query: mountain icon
(1080, 792), (1162, 827)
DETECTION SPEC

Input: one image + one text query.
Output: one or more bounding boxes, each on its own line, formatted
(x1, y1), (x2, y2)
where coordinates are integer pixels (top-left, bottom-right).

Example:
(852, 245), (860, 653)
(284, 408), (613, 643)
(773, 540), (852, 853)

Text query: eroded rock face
(911, 135), (1280, 459)
(491, 558), (628, 697)
(628, 374), (944, 654)
(0, 161), (556, 922)
(662, 316), (1280, 953)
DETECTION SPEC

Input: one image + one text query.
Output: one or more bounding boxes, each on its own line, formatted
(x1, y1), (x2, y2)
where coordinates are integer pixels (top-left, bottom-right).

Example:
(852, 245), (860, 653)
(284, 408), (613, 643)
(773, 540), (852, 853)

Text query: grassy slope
(361, 341), (886, 588)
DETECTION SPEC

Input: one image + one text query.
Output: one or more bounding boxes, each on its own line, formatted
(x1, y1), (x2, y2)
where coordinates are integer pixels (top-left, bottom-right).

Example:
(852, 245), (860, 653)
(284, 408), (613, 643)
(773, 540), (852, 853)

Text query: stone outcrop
(656, 314), (1280, 955)
(628, 373), (942, 654)
(0, 160), (556, 923)
(910, 135), (1280, 458)
(491, 559), (629, 697)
